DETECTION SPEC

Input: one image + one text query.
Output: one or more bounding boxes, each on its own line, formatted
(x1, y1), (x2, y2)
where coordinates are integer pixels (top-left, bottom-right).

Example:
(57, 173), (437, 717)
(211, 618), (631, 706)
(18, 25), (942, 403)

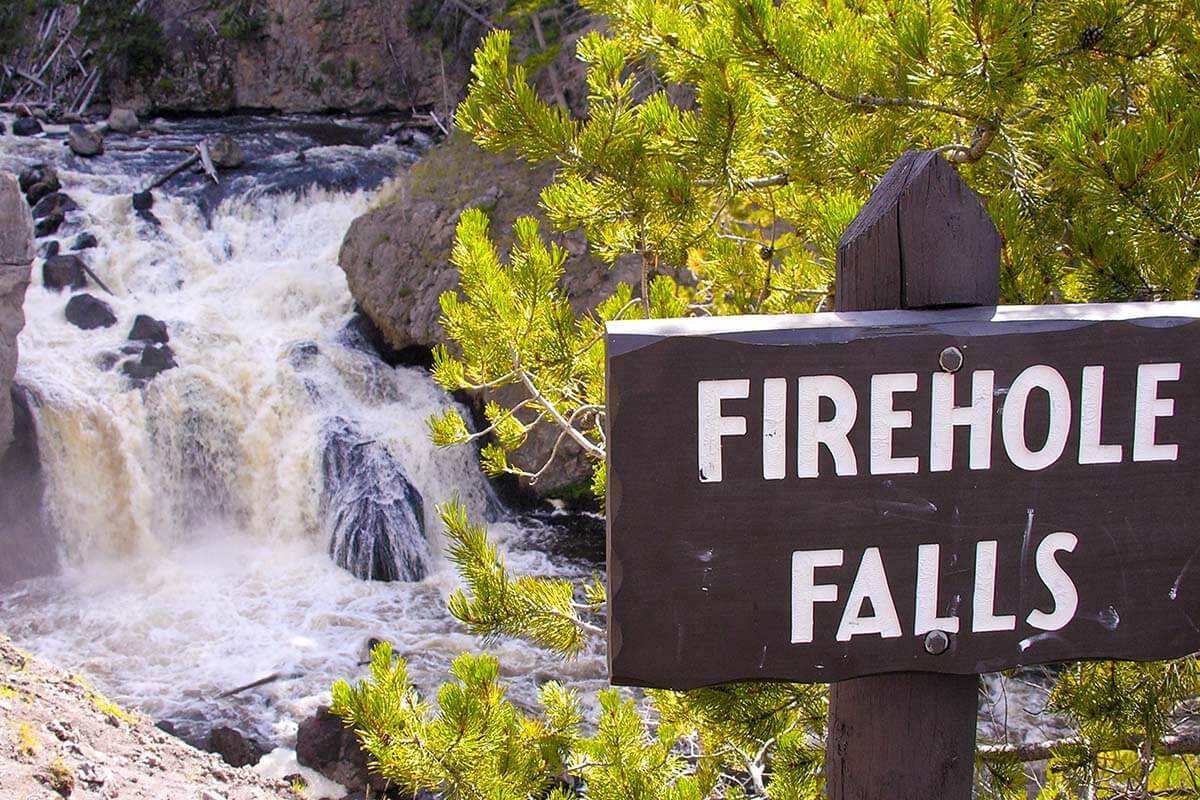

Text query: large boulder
(11, 117), (43, 136)
(128, 314), (169, 344)
(32, 192), (78, 220)
(19, 164), (59, 195)
(122, 343), (178, 383)
(0, 173), (34, 456)
(207, 135), (243, 169)
(107, 107), (140, 134)
(338, 132), (637, 494)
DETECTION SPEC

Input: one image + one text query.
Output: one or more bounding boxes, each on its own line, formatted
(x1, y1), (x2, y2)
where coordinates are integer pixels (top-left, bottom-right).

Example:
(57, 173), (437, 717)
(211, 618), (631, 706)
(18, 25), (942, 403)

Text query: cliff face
(111, 0), (478, 114)
(0, 173), (33, 457)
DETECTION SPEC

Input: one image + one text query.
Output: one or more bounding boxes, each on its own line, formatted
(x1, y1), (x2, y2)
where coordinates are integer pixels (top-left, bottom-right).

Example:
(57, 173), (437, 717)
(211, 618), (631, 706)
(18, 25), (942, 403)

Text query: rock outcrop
(110, 0), (481, 115)
(339, 133), (638, 494)
(0, 173), (34, 456)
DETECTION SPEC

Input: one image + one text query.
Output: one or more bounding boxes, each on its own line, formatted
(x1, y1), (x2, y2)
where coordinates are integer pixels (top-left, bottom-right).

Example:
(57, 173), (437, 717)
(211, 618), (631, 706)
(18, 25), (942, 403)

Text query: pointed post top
(835, 150), (1001, 312)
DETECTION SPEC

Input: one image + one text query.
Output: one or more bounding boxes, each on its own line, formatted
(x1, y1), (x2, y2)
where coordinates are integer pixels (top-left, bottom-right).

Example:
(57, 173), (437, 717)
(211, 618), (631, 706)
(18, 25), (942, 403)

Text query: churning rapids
(0, 115), (606, 767)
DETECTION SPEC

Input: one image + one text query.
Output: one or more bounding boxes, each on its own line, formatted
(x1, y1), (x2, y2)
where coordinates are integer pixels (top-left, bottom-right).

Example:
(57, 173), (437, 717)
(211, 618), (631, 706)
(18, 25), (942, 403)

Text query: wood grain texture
(836, 150), (1000, 310)
(828, 149), (989, 800)
(826, 674), (978, 800)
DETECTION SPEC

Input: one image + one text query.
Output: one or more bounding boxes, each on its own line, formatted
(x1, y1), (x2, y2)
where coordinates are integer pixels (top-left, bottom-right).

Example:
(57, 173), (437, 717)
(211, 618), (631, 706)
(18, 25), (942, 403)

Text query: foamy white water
(0, 116), (606, 751)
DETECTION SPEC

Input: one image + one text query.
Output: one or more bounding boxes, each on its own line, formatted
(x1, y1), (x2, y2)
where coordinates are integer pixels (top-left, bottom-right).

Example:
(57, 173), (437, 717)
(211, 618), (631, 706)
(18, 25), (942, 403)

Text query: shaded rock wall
(0, 172), (33, 456)
(110, 0), (481, 114)
(339, 133), (638, 495)
(0, 173), (54, 585)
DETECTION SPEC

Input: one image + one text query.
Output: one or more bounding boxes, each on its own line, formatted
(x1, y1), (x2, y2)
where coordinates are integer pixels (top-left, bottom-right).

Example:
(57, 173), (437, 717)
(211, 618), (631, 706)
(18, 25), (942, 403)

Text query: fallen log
(216, 671), (304, 699)
(143, 152), (201, 192)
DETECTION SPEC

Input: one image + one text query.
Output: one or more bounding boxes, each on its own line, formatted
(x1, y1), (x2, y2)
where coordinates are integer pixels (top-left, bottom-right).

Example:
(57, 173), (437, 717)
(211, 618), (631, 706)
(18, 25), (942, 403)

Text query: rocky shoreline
(0, 635), (300, 799)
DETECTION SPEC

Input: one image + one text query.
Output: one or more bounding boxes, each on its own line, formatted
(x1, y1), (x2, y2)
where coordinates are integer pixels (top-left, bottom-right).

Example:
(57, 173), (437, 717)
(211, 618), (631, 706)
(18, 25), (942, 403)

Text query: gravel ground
(0, 635), (300, 800)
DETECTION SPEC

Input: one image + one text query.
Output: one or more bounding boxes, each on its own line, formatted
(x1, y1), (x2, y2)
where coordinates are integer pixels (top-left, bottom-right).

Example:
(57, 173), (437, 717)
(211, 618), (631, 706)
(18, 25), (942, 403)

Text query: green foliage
(334, 510), (830, 798)
(1040, 660), (1200, 795)
(218, 0), (265, 41)
(441, 500), (601, 656)
(353, 0), (1200, 797)
(0, 0), (34, 58)
(434, 0), (1200, 497)
(76, 0), (167, 80)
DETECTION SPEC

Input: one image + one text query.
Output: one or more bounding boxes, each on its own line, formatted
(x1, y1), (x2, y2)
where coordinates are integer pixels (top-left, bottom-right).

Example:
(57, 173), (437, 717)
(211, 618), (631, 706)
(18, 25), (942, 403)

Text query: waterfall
(0, 114), (606, 749)
(0, 117), (493, 578)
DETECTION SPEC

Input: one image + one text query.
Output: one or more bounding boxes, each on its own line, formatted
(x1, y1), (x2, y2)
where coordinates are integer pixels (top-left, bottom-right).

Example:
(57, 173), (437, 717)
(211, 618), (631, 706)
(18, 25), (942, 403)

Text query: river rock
(25, 180), (58, 206)
(68, 124), (105, 157)
(32, 192), (78, 220)
(72, 231), (98, 250)
(34, 214), (64, 238)
(19, 164), (59, 195)
(12, 117), (43, 136)
(107, 107), (140, 134)
(122, 343), (178, 382)
(0, 173), (35, 457)
(206, 726), (266, 768)
(66, 293), (117, 330)
(207, 135), (243, 169)
(43, 255), (88, 292)
(132, 190), (154, 211)
(128, 314), (169, 344)
(296, 706), (383, 792)
(39, 241), (60, 259)
(338, 132), (638, 495)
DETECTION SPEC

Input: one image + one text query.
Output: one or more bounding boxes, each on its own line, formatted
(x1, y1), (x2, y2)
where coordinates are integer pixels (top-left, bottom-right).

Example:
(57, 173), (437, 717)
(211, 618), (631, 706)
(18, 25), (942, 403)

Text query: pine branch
(978, 730), (1200, 762)
(512, 349), (605, 459)
(1096, 161), (1200, 252)
(1122, 189), (1200, 252)
(737, 12), (981, 123)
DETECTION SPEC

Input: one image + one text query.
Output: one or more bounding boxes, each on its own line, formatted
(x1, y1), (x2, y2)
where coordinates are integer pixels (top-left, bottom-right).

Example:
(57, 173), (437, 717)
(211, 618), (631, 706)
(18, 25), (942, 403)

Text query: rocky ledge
(0, 636), (298, 800)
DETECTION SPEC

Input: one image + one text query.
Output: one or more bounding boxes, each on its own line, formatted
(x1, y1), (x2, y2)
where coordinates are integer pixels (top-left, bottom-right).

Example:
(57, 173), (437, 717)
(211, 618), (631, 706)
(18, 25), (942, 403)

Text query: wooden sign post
(827, 151), (997, 799)
(605, 150), (1200, 797)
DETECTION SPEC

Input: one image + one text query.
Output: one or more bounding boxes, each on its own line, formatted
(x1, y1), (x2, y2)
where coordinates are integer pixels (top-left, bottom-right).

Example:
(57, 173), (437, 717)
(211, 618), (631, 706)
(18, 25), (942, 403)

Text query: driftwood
(144, 152), (201, 191)
(196, 140), (219, 183)
(1, 3), (111, 114)
(104, 142), (195, 153)
(216, 671), (303, 699)
(78, 262), (114, 296)
(141, 139), (227, 191)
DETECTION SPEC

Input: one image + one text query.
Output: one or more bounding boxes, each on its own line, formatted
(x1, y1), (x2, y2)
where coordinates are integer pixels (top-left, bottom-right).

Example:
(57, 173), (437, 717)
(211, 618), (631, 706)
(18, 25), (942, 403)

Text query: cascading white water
(0, 116), (606, 754)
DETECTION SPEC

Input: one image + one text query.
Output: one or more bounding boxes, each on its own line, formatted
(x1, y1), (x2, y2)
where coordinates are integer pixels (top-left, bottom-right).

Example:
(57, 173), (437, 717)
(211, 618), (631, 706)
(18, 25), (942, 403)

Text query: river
(0, 113), (607, 783)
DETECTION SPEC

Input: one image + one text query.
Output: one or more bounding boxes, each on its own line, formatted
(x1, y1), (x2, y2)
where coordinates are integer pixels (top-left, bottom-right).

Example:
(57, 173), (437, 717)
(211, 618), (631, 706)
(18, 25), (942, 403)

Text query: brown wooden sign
(606, 302), (1200, 689)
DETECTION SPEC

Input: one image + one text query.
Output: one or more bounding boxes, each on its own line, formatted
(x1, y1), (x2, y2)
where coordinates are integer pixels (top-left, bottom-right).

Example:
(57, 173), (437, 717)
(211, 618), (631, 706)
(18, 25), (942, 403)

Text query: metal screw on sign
(923, 630), (951, 656)
(939, 346), (964, 373)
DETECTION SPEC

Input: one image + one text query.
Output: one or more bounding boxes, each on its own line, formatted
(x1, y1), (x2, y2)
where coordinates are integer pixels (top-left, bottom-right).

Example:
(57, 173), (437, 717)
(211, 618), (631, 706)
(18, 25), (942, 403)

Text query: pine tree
(339, 0), (1200, 796)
